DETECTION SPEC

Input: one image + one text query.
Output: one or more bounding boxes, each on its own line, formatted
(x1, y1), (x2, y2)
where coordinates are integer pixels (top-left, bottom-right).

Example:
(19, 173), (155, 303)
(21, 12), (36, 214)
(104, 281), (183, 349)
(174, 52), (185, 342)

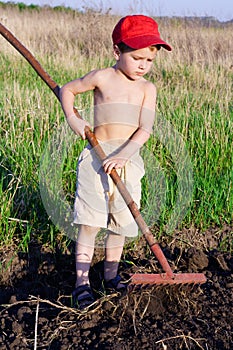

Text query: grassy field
(0, 3), (232, 253)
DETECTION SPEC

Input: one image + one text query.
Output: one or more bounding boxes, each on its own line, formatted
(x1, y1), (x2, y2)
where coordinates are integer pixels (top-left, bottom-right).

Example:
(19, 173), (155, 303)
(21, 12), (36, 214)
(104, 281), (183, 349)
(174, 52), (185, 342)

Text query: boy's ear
(113, 44), (121, 60)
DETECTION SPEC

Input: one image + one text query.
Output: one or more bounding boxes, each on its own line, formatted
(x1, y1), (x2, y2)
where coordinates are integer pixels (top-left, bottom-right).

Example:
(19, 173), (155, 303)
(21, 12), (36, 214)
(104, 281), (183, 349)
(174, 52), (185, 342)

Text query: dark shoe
(104, 275), (128, 294)
(72, 284), (95, 310)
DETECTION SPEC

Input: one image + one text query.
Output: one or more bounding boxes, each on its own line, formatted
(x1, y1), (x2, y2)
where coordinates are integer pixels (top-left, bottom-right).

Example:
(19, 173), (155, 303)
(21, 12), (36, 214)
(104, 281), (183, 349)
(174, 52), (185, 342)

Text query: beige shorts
(73, 140), (145, 237)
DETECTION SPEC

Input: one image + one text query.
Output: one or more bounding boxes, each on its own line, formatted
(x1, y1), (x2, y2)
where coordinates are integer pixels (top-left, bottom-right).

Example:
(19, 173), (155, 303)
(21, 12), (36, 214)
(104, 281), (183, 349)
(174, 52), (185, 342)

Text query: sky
(1, 0), (233, 21)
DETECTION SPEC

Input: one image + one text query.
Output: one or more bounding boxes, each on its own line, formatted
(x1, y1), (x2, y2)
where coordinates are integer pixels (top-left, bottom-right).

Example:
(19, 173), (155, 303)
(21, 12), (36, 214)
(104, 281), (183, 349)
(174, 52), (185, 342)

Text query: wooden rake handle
(0, 22), (174, 277)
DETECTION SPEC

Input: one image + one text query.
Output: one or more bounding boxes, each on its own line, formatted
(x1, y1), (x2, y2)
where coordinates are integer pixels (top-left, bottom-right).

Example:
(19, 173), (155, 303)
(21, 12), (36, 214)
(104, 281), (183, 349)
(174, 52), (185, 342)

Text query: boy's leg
(75, 224), (99, 287)
(104, 230), (125, 283)
(72, 225), (99, 309)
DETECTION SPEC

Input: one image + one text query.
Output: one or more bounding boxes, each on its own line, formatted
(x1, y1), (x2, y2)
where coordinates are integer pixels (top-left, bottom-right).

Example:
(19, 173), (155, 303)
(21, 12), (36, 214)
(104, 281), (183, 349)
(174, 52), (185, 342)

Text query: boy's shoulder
(84, 67), (114, 83)
(141, 78), (157, 94)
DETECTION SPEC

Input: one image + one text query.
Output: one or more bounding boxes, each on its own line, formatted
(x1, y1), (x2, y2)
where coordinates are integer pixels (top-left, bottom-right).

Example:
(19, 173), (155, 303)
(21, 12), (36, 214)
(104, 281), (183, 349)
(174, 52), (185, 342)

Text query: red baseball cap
(112, 15), (172, 51)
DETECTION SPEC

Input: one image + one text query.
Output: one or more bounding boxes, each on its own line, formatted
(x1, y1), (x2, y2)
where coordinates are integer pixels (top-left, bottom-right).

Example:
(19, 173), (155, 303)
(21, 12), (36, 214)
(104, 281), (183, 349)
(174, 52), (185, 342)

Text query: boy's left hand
(102, 156), (127, 174)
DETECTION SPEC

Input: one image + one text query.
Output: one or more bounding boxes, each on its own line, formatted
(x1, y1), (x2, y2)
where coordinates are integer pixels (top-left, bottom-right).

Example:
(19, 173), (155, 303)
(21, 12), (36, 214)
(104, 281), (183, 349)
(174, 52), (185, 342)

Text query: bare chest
(94, 79), (145, 106)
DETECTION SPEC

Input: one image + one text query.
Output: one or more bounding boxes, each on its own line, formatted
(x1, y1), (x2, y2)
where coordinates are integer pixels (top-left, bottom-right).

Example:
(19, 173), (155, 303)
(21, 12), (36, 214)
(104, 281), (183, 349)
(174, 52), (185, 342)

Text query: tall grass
(0, 4), (232, 252)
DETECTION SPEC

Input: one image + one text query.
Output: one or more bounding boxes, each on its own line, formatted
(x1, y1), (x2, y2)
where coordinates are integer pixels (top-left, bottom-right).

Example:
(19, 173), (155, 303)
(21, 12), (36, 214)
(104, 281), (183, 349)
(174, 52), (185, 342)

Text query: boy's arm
(59, 70), (98, 139)
(103, 82), (156, 174)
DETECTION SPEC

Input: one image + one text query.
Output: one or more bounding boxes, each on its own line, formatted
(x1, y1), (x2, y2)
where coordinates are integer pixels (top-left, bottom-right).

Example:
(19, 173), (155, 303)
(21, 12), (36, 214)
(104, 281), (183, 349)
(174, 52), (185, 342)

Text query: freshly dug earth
(0, 226), (232, 350)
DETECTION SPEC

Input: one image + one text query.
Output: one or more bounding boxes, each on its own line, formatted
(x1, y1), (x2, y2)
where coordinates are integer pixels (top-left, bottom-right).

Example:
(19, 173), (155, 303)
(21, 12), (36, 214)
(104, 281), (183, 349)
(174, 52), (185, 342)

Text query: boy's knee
(76, 225), (99, 248)
(106, 230), (125, 245)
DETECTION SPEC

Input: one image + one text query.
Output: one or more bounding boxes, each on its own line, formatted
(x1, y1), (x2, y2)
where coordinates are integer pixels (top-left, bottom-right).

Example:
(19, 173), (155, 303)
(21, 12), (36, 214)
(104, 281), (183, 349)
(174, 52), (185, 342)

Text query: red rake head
(130, 273), (207, 285)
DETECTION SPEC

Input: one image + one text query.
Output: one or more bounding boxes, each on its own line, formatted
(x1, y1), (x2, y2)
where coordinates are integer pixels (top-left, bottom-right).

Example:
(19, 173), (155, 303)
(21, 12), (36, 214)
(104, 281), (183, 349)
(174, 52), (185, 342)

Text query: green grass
(0, 8), (232, 255)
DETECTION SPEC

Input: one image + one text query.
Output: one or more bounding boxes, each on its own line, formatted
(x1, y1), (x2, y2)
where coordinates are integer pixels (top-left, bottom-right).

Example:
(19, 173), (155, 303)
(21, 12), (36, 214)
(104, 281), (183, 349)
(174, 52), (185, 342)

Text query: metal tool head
(130, 272), (207, 285)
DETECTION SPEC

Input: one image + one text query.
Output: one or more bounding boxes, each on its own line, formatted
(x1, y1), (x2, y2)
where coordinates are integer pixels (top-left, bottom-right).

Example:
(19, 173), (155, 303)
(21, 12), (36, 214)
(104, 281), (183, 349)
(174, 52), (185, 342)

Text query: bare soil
(0, 225), (232, 350)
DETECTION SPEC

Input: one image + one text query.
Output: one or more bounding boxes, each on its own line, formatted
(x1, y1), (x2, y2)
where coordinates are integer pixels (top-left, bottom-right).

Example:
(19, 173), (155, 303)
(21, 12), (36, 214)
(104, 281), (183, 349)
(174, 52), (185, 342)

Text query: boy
(60, 14), (172, 309)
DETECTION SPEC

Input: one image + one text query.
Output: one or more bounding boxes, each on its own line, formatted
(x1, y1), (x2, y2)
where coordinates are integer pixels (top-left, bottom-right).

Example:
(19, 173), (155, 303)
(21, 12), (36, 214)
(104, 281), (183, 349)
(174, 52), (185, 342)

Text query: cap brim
(123, 35), (172, 51)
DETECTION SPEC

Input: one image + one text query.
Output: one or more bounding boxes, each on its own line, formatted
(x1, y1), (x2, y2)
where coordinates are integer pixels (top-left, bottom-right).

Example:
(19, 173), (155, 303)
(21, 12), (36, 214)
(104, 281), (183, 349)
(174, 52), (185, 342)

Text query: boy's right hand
(66, 115), (90, 139)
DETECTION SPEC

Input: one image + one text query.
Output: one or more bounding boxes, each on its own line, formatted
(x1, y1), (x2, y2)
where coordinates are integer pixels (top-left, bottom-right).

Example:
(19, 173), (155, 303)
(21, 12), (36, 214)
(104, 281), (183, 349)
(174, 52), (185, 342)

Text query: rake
(0, 23), (206, 286)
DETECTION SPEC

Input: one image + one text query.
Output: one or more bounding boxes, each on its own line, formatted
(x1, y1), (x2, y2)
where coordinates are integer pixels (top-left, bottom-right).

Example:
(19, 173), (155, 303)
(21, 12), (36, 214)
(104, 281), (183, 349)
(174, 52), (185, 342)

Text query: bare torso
(93, 67), (148, 141)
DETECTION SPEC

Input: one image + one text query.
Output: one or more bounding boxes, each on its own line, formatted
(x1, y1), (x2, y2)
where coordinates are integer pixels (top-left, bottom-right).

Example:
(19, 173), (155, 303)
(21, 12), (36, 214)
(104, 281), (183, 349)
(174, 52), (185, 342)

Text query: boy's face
(114, 46), (158, 81)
